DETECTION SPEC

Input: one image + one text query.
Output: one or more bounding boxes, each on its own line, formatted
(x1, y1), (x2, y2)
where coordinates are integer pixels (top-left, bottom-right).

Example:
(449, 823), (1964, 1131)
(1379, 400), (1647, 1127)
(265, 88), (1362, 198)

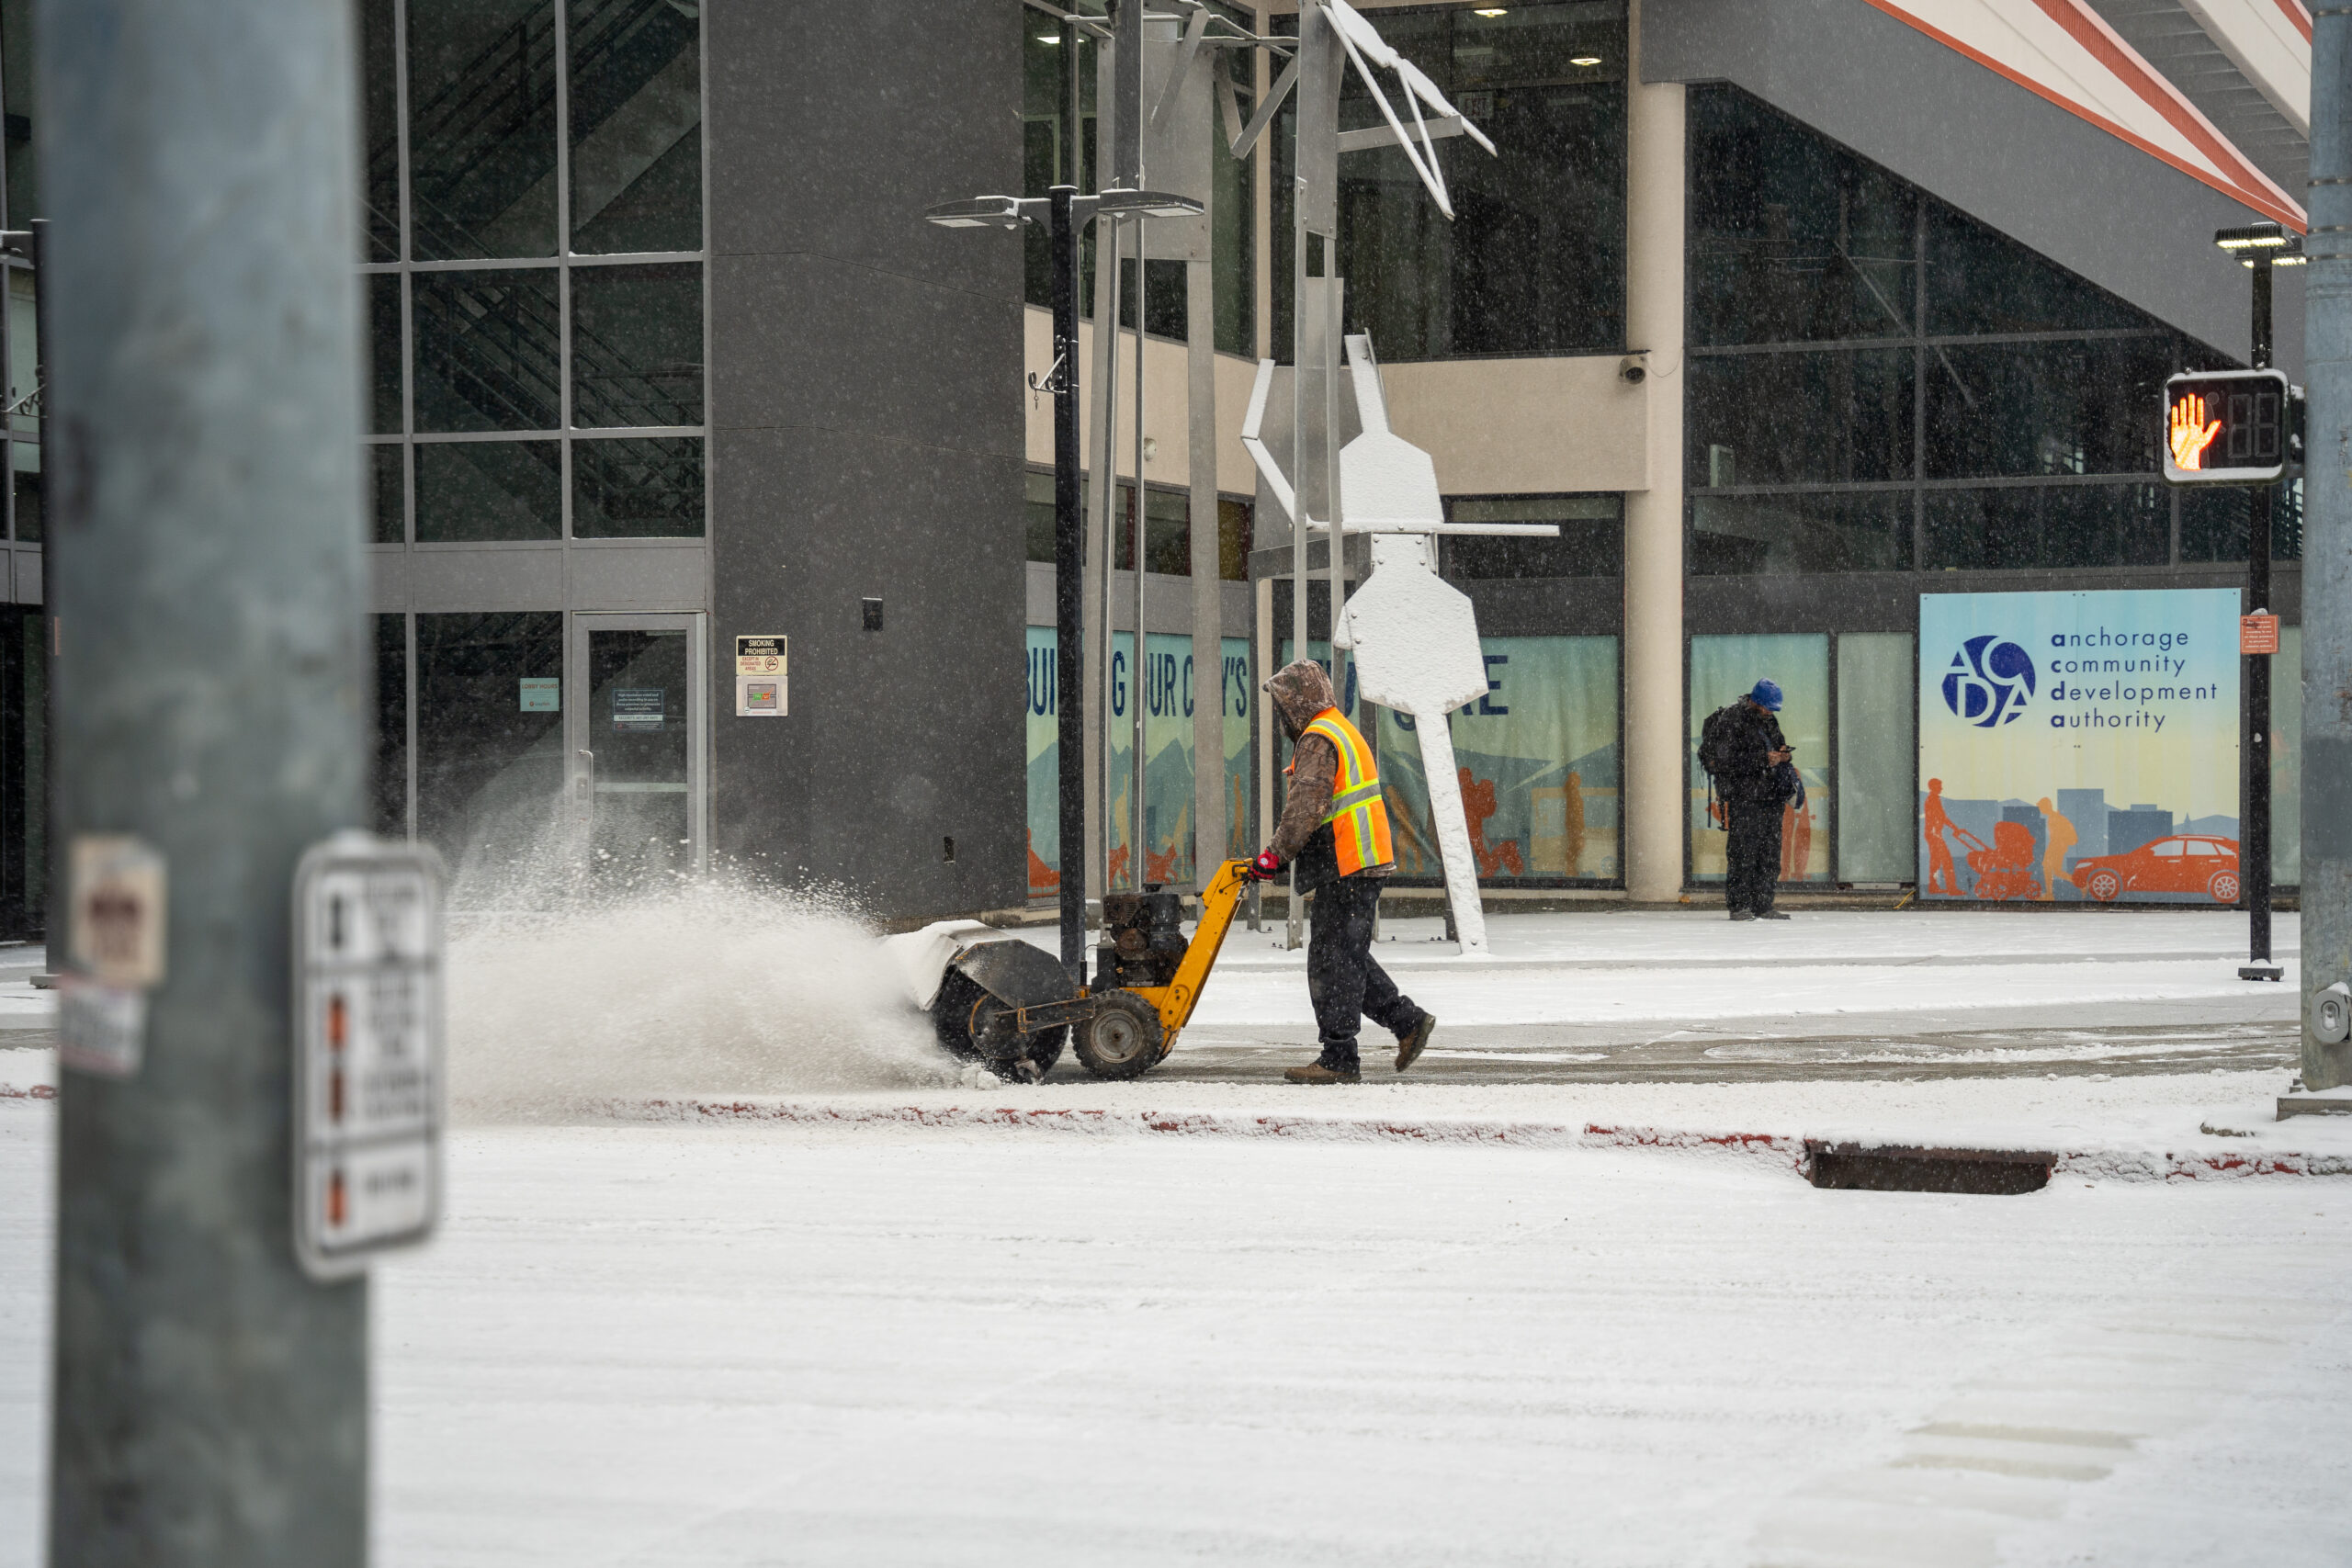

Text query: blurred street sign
(2163, 368), (2290, 483)
(291, 833), (445, 1281)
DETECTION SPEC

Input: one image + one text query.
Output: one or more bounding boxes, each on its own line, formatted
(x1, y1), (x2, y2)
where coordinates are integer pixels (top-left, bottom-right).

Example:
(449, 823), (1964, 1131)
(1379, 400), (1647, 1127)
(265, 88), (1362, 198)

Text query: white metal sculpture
(1243, 336), (1553, 955)
(1071, 0), (1508, 952)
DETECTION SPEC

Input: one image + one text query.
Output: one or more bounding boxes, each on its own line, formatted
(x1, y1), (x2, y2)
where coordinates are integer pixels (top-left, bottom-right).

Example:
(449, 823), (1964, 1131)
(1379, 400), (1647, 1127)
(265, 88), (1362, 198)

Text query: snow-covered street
(4, 908), (2349, 1565)
(9, 1111), (2350, 1567)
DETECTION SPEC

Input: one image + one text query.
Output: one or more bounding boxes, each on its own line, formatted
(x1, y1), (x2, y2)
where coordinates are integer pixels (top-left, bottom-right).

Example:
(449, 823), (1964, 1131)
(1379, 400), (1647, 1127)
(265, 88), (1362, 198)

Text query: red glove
(1247, 849), (1282, 881)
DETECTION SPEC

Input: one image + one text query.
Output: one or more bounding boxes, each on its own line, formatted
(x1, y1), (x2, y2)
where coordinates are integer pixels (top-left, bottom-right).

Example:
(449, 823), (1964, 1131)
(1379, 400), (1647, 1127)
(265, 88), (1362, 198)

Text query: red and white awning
(1861, 0), (2305, 228)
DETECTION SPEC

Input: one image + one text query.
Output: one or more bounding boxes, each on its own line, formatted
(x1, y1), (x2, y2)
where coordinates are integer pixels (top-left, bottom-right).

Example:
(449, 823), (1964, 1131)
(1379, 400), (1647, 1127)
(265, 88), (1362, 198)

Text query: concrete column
(1622, 0), (1686, 904)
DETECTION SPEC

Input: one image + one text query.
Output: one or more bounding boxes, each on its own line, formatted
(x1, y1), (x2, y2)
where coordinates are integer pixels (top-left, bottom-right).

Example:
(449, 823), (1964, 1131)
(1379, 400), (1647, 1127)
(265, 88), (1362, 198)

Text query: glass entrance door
(568, 614), (705, 878)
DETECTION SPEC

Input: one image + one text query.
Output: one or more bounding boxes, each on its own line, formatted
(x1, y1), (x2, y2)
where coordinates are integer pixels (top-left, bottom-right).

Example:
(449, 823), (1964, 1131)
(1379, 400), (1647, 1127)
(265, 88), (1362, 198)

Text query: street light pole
(923, 185), (1203, 982)
(1049, 185), (1086, 980)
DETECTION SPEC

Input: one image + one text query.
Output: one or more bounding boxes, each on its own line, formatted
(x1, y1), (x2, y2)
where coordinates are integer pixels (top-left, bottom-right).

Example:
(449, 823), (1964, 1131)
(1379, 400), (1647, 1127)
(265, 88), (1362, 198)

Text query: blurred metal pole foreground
(2306, 9), (2352, 1092)
(40, 0), (372, 1560)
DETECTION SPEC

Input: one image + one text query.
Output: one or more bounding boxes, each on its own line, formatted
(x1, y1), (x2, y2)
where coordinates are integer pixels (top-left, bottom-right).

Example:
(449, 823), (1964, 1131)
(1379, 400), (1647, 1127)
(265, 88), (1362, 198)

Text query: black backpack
(1697, 704), (1740, 780)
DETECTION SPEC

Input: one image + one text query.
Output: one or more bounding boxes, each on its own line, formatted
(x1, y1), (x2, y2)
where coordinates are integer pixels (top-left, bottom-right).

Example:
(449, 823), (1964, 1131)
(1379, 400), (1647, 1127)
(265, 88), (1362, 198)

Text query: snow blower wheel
(931, 970), (1064, 1079)
(1075, 989), (1164, 1079)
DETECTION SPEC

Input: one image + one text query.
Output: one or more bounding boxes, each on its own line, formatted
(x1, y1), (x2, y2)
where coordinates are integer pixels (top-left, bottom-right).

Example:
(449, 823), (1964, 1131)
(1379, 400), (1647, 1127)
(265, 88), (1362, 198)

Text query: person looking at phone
(1696, 680), (1799, 921)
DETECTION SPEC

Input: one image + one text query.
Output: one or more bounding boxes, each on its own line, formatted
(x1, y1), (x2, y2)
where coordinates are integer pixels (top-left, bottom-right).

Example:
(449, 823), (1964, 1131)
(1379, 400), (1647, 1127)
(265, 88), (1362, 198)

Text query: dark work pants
(1725, 799), (1784, 914)
(1307, 874), (1422, 1072)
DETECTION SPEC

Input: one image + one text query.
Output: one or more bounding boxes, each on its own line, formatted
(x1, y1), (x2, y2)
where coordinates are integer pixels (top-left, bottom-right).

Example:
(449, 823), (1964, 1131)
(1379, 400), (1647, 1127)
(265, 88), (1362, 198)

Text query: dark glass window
(572, 436), (702, 538)
(406, 0), (559, 262)
(415, 440), (560, 542)
(1689, 88), (1916, 347)
(571, 263), (702, 427)
(1275, 2), (1627, 362)
(11, 465), (40, 545)
(1690, 492), (1911, 575)
(359, 0), (705, 553)
(3, 0), (37, 228)
(1688, 350), (1914, 488)
(1922, 337), (2172, 479)
(1441, 495), (1622, 578)
(371, 445), (405, 544)
(1025, 469), (1056, 564)
(1922, 486), (2169, 571)
(413, 269), (561, 433)
(2182, 479), (2303, 563)
(374, 613), (408, 836)
(568, 0), (701, 254)
(360, 0), (400, 262)
(1686, 85), (2233, 577)
(368, 273), (403, 434)
(415, 611), (565, 867)
(1926, 205), (2147, 337)
(1218, 497), (1253, 581)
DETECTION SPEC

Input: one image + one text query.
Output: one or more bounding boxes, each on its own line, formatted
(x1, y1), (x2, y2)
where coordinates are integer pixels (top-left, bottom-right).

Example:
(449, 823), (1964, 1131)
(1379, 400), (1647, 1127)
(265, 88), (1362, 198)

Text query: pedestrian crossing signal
(2163, 368), (2289, 484)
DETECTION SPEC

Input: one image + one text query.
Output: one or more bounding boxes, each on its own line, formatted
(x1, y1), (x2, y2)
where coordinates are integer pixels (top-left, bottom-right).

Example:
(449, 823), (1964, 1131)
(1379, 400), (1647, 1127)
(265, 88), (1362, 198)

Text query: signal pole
(41, 0), (373, 1560)
(2245, 232), (2281, 980)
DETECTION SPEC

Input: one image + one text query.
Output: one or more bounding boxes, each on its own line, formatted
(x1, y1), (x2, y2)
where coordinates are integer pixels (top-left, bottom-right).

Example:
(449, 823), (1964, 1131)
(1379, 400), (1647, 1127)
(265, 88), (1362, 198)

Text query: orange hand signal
(2169, 392), (2222, 470)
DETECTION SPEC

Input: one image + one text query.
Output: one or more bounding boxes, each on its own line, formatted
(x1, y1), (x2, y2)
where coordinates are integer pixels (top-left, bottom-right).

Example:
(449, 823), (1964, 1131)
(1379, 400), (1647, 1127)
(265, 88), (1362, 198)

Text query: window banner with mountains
(1917, 589), (2241, 903)
(1287, 635), (1623, 885)
(1025, 628), (1252, 898)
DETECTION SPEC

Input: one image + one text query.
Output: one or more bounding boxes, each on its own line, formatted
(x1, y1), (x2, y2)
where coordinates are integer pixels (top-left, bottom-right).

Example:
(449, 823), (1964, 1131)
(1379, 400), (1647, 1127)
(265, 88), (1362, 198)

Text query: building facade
(0, 0), (2314, 935)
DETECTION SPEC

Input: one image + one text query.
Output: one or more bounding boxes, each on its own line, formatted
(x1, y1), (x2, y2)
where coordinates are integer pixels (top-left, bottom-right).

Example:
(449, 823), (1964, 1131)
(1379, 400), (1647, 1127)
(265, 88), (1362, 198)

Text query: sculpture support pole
(1188, 259), (1223, 887)
(1410, 708), (1487, 953)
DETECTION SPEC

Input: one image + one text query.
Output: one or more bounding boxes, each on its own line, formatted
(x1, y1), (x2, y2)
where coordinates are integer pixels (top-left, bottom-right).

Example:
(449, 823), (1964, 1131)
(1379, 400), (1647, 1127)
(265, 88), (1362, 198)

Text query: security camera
(1619, 354), (1647, 385)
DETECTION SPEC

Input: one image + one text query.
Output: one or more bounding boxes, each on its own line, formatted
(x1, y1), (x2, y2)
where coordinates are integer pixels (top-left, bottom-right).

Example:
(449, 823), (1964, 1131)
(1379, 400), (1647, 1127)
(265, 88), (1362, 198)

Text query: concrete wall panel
(708, 0), (1027, 920)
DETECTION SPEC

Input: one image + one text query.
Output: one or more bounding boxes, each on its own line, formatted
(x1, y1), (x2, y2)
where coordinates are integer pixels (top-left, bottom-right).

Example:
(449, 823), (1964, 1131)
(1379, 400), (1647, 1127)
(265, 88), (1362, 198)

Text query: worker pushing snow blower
(883, 659), (1434, 1086)
(1255, 660), (1436, 1084)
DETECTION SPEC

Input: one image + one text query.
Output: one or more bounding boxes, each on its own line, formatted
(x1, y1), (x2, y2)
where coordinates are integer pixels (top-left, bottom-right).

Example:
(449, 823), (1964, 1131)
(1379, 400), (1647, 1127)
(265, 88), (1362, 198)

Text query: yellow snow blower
(917, 858), (1256, 1081)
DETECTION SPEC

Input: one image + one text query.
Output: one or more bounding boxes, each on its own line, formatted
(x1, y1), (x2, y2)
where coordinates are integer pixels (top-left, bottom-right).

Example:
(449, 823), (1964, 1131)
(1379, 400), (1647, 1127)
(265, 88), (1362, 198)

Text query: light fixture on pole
(922, 186), (1203, 983)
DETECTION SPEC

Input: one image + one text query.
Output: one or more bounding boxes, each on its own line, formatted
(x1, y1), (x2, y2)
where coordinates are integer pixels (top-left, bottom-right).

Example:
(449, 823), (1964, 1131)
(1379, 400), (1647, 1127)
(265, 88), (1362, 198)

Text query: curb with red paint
(482, 1096), (2350, 1182)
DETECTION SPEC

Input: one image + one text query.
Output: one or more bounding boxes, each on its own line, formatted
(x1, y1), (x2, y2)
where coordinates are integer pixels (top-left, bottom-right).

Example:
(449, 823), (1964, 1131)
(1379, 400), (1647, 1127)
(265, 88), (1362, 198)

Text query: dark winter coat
(1263, 660), (1394, 892)
(1700, 698), (1796, 806)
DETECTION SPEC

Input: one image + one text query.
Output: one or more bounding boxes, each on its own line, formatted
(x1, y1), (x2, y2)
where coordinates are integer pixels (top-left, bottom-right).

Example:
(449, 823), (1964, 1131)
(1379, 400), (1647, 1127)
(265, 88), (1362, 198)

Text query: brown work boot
(1395, 1011), (1436, 1073)
(1283, 1062), (1361, 1084)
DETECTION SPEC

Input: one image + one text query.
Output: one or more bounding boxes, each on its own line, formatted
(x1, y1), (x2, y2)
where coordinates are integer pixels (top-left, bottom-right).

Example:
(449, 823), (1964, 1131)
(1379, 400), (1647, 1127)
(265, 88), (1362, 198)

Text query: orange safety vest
(1288, 706), (1393, 875)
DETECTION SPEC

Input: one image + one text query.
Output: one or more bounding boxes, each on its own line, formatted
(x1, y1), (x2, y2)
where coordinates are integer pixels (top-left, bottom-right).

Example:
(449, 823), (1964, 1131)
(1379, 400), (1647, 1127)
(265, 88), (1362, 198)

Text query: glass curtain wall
(1273, 1), (1627, 361)
(362, 0), (707, 550)
(1686, 87), (2252, 574)
(1021, 2), (1257, 355)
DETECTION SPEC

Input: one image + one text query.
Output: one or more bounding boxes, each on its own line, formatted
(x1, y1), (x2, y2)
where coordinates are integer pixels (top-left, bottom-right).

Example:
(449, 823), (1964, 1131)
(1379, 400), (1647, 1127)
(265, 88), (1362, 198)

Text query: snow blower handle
(1245, 849), (1282, 882)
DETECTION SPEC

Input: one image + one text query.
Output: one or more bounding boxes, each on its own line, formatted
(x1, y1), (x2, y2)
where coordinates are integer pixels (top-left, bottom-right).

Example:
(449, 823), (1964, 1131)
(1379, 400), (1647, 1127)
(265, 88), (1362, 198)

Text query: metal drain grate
(1805, 1141), (2055, 1195)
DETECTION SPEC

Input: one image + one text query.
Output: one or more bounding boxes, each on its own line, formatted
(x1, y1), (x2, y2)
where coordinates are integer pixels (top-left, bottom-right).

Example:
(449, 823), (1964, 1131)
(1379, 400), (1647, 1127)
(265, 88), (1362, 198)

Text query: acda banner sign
(1917, 590), (2240, 904)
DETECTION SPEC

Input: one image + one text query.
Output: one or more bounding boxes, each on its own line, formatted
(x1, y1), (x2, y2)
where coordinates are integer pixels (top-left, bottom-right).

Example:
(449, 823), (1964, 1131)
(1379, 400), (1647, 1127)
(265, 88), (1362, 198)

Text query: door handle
(574, 749), (594, 818)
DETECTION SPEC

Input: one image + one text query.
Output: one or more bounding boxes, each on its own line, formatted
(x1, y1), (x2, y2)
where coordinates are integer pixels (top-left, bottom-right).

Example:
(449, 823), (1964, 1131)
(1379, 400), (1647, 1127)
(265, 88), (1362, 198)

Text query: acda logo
(1940, 635), (2035, 728)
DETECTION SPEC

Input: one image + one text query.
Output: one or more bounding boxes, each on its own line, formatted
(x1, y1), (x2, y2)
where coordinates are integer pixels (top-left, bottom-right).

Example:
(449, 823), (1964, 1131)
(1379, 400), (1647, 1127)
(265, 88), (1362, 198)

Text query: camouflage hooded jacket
(1262, 659), (1395, 887)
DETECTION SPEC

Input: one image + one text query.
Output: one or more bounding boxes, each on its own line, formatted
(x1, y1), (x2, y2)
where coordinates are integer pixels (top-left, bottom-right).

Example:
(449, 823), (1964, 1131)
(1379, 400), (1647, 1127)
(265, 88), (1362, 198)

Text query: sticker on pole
(60, 835), (167, 1077)
(2242, 614), (2280, 655)
(292, 832), (446, 1280)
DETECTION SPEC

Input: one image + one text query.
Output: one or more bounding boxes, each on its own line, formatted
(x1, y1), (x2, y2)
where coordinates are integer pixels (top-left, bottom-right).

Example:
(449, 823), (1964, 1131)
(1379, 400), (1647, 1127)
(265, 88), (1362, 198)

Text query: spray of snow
(444, 836), (954, 1116)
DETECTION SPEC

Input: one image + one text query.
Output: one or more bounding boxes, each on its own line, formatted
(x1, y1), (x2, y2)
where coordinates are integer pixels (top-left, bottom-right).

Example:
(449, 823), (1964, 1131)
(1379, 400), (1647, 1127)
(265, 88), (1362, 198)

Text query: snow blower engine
(903, 858), (1256, 1082)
